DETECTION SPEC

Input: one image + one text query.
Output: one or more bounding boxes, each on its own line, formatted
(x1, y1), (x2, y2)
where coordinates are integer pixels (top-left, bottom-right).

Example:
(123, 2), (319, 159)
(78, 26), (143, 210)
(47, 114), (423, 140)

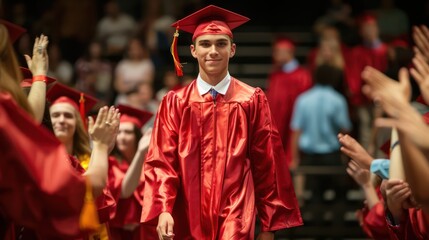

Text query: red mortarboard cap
(47, 83), (99, 128)
(358, 13), (377, 27)
(274, 37), (295, 51)
(20, 67), (57, 87)
(117, 104), (153, 129)
(0, 19), (26, 44)
(169, 5), (249, 76)
(171, 5), (249, 41)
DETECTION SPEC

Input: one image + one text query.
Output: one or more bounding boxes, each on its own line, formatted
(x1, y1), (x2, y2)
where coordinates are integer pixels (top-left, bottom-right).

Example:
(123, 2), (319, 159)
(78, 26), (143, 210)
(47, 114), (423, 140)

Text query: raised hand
(410, 52), (429, 105)
(362, 66), (429, 148)
(24, 34), (49, 76)
(361, 66), (411, 116)
(385, 179), (411, 221)
(413, 25), (429, 63)
(88, 106), (120, 148)
(346, 160), (371, 186)
(338, 133), (373, 169)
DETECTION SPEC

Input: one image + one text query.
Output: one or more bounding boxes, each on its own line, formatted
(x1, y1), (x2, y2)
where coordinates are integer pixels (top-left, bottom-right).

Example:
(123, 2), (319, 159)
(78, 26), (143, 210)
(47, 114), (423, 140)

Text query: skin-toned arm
(120, 128), (152, 198)
(84, 106), (120, 197)
(362, 66), (429, 211)
(361, 66), (429, 148)
(25, 34), (49, 123)
(347, 160), (380, 209)
(338, 133), (373, 169)
(397, 131), (429, 210)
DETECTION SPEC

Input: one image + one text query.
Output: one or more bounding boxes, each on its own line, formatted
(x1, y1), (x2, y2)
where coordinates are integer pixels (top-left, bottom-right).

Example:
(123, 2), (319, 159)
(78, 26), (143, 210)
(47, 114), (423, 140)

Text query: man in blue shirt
(290, 64), (352, 228)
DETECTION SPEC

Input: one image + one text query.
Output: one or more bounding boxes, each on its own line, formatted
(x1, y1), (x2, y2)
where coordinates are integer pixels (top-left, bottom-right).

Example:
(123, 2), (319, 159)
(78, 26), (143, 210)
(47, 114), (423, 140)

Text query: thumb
(399, 67), (410, 88)
(24, 54), (32, 68)
(167, 219), (174, 235)
(87, 116), (94, 132)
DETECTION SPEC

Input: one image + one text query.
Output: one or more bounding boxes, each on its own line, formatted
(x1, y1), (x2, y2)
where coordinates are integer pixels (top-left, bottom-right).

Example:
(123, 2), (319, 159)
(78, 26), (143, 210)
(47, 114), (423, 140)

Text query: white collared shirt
(196, 72), (231, 96)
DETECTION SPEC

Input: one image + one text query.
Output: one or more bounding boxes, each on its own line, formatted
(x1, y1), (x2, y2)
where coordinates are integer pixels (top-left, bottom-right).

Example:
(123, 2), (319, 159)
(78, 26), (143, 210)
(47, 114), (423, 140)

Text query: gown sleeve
(248, 89), (303, 232)
(0, 93), (87, 238)
(141, 91), (180, 222)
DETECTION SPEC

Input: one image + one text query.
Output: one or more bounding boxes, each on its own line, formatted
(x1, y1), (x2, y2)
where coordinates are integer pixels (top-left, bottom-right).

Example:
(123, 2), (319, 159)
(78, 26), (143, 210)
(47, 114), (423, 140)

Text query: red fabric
(387, 208), (429, 240)
(348, 43), (388, 106)
(358, 200), (390, 239)
(0, 92), (86, 238)
(107, 156), (144, 238)
(266, 67), (312, 166)
(141, 79), (303, 239)
(171, 5), (249, 38)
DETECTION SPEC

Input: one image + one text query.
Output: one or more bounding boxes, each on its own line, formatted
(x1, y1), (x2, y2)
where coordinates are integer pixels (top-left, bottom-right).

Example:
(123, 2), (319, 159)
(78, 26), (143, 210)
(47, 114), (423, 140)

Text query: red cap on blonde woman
(47, 83), (99, 128)
(117, 104), (153, 129)
(0, 19), (26, 43)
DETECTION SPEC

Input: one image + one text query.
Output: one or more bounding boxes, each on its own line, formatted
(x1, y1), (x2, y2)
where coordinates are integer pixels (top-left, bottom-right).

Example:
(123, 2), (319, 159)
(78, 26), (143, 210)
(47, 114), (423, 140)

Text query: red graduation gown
(348, 43), (388, 106)
(357, 200), (390, 239)
(266, 67), (312, 166)
(0, 92), (86, 238)
(141, 78), (303, 239)
(107, 156), (143, 240)
(387, 208), (429, 240)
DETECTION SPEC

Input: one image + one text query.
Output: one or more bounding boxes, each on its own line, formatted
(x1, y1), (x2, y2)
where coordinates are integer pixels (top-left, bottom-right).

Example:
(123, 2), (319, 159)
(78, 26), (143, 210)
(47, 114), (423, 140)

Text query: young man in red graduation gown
(140, 5), (303, 240)
(266, 38), (312, 167)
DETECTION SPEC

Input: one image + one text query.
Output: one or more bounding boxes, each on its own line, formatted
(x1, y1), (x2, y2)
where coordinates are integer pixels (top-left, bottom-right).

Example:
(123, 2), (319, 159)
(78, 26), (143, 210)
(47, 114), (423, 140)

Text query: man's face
(190, 34), (236, 77)
(272, 46), (294, 65)
(360, 22), (379, 42)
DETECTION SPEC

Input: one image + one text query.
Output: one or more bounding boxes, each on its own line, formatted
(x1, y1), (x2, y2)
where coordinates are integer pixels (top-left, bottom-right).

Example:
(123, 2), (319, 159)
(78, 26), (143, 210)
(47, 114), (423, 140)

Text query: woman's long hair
(0, 24), (34, 116)
(73, 108), (91, 158)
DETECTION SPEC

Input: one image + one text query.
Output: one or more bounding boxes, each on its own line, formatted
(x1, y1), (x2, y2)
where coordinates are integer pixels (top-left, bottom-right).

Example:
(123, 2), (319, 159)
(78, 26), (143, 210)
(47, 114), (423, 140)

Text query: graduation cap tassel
(79, 93), (87, 129)
(171, 27), (183, 77)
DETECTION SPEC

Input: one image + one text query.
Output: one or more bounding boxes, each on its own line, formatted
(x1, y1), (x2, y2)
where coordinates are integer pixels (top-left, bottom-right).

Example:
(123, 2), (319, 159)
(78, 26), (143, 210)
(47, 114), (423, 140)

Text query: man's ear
(230, 43), (236, 58)
(190, 44), (197, 58)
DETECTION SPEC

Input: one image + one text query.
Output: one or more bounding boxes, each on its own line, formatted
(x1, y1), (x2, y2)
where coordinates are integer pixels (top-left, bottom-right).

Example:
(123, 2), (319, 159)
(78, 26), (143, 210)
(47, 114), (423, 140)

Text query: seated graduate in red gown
(140, 5), (303, 240)
(46, 83), (118, 240)
(108, 104), (152, 240)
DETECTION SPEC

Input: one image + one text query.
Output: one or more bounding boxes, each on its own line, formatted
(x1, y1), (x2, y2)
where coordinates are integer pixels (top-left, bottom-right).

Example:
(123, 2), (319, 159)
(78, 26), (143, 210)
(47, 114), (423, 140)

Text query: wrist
(92, 141), (109, 150)
(361, 182), (373, 189)
(32, 75), (47, 83)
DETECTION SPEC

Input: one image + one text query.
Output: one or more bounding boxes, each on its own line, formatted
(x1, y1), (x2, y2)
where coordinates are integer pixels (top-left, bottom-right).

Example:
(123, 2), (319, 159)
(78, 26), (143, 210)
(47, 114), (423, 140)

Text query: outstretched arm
(120, 128), (152, 198)
(25, 34), (49, 123)
(85, 106), (120, 197)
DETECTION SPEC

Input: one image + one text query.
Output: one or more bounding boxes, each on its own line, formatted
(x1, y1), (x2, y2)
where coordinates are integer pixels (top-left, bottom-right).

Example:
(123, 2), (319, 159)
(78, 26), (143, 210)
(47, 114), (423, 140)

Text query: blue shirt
(291, 85), (351, 154)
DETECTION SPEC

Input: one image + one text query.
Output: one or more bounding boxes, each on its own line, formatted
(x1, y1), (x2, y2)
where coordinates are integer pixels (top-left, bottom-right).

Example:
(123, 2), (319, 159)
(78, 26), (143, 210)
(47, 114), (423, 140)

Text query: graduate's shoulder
(230, 78), (266, 102)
